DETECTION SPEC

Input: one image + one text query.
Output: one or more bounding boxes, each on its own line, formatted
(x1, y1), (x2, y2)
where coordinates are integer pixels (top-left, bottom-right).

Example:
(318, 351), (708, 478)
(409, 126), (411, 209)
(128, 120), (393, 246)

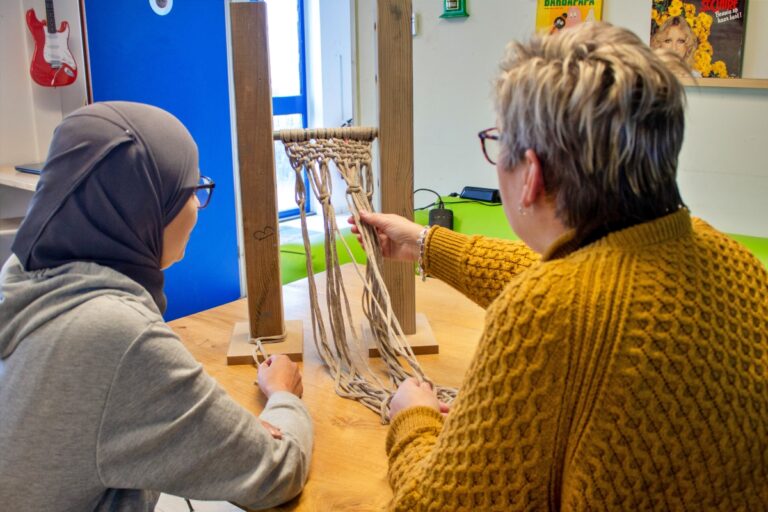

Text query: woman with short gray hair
(356, 22), (768, 510)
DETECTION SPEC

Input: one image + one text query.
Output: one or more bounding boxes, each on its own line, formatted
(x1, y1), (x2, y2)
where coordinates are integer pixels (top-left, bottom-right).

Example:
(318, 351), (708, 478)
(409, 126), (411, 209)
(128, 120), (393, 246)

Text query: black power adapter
(459, 186), (501, 203)
(429, 207), (453, 230)
(415, 187), (454, 230)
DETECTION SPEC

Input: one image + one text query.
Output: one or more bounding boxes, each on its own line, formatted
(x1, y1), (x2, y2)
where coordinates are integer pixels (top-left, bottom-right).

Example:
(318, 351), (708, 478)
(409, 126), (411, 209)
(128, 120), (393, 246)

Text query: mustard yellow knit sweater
(386, 210), (768, 511)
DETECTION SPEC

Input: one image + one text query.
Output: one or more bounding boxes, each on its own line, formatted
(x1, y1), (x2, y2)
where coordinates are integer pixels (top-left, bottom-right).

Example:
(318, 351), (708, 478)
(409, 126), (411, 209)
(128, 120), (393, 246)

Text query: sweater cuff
(424, 227), (473, 290)
(385, 406), (444, 455)
(264, 390), (305, 408)
(260, 391), (314, 447)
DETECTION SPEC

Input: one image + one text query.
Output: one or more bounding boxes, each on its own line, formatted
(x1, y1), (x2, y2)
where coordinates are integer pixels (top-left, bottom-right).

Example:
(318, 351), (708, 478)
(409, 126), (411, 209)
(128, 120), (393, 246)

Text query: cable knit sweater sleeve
(423, 227), (538, 308)
(386, 262), (575, 511)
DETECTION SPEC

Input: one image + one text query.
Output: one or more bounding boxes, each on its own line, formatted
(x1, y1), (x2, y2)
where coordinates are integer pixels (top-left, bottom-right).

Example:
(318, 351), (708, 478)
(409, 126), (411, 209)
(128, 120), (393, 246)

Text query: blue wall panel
(83, 0), (240, 320)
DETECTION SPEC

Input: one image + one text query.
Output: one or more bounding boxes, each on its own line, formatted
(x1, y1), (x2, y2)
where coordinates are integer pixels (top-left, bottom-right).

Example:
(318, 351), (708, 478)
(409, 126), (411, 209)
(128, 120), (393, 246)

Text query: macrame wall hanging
(228, 0), (438, 423)
(251, 127), (456, 423)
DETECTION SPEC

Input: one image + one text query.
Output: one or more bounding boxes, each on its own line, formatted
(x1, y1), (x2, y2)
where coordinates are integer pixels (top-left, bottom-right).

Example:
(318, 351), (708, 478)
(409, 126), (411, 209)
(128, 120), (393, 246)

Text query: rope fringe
(273, 128), (457, 423)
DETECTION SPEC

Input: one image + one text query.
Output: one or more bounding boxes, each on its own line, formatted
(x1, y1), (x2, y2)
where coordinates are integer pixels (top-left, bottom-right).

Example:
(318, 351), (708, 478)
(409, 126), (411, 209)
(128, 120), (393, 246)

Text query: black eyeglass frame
(195, 175), (215, 209)
(478, 127), (501, 166)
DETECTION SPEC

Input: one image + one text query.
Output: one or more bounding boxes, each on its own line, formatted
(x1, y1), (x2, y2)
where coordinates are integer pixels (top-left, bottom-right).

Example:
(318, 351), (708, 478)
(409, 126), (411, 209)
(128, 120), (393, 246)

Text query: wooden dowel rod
(274, 127), (379, 142)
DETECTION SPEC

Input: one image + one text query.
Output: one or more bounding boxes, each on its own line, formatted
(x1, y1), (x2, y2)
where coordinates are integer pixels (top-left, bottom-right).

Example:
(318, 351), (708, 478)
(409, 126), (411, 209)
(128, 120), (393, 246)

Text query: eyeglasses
(195, 175), (215, 209)
(478, 127), (501, 165)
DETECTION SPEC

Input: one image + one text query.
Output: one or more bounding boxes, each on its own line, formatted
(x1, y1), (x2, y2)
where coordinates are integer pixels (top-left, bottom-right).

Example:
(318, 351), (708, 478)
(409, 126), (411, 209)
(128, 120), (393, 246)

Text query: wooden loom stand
(228, 1), (302, 364)
(227, 0), (435, 365)
(377, 0), (418, 335)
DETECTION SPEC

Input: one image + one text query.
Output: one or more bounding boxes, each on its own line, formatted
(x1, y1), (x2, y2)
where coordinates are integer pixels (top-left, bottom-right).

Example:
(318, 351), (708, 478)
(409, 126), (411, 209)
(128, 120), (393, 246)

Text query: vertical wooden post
(377, 0), (416, 334)
(230, 2), (284, 341)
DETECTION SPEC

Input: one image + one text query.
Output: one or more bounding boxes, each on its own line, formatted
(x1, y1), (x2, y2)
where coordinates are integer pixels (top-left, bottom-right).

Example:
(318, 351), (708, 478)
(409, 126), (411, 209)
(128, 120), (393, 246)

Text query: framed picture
(535, 0), (603, 34)
(651, 0), (748, 78)
(440, 0), (468, 19)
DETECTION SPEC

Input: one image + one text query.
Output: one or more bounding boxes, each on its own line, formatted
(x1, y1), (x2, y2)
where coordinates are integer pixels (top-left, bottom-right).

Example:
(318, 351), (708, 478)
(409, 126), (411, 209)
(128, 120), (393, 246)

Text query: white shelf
(680, 78), (768, 90)
(0, 165), (39, 192)
(0, 217), (23, 237)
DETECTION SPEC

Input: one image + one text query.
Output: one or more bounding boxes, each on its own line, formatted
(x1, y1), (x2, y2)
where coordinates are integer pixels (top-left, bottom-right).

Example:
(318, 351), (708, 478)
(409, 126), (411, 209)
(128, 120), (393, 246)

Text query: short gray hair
(495, 22), (687, 242)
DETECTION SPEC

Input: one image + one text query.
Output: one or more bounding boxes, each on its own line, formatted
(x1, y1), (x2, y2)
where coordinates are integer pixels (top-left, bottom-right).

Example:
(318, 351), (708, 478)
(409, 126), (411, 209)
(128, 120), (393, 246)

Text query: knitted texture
(423, 227), (539, 308)
(386, 210), (768, 511)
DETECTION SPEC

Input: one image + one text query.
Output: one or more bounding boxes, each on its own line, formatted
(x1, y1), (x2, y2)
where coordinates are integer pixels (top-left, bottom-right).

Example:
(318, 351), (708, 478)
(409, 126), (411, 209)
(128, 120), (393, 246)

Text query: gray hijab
(12, 101), (199, 313)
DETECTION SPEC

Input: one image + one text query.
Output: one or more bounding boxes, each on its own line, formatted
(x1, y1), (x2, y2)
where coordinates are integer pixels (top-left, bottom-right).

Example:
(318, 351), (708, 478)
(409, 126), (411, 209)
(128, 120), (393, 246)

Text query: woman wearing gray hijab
(0, 102), (313, 511)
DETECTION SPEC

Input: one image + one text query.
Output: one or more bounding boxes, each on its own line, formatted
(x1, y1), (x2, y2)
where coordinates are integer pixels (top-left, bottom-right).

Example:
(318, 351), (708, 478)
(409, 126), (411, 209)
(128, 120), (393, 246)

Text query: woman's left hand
(389, 378), (441, 420)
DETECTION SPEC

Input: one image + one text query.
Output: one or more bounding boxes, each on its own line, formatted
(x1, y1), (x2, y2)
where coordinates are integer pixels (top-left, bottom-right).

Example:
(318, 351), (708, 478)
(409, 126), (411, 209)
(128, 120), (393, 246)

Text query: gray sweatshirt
(0, 255), (313, 511)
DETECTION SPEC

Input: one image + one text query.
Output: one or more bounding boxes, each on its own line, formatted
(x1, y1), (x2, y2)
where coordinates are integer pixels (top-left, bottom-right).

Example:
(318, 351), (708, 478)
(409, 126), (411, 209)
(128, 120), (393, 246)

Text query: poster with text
(536, 0), (603, 35)
(651, 0), (748, 78)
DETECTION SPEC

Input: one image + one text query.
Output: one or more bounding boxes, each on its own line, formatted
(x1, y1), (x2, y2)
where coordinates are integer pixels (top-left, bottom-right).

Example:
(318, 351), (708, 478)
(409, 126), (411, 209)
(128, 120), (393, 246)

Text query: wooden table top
(169, 263), (485, 511)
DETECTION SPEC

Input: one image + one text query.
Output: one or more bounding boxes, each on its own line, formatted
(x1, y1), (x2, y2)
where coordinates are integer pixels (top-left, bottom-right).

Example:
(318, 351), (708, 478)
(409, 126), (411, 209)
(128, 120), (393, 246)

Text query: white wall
(0, 0), (39, 164)
(304, 0), (355, 215)
(0, 0), (87, 265)
(354, 0), (768, 237)
(0, 0), (87, 166)
(313, 0), (353, 128)
(351, 0), (378, 210)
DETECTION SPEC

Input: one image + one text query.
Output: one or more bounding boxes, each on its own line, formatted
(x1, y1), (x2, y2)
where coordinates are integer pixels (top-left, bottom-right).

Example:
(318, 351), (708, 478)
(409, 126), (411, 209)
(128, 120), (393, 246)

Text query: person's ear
(519, 149), (545, 208)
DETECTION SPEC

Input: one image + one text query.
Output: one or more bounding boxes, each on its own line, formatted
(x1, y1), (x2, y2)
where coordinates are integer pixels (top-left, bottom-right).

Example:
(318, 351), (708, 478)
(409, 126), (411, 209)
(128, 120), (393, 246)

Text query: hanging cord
(273, 128), (457, 423)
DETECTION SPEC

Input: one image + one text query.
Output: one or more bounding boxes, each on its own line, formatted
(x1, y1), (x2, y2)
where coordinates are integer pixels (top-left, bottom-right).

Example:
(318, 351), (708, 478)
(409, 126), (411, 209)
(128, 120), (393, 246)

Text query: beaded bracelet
(416, 226), (430, 282)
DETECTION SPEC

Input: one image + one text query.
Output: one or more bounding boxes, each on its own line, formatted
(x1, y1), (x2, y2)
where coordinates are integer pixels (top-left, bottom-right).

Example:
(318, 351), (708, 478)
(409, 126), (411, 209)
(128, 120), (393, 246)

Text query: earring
(518, 203), (526, 216)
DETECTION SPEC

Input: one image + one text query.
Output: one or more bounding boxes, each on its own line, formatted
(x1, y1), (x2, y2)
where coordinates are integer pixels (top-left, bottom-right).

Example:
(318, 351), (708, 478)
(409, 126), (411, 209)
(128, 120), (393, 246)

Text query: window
(266, 0), (309, 218)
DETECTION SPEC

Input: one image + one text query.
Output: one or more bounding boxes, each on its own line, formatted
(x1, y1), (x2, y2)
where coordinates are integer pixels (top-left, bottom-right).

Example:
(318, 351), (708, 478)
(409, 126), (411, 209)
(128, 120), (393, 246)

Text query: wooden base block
(364, 313), (438, 358)
(227, 320), (304, 365)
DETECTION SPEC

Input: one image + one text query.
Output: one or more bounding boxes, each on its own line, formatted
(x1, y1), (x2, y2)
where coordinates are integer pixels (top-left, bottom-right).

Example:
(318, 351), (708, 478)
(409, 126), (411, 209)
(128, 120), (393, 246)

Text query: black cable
(415, 198), (502, 211)
(448, 199), (502, 207)
(414, 188), (444, 209)
(415, 200), (439, 211)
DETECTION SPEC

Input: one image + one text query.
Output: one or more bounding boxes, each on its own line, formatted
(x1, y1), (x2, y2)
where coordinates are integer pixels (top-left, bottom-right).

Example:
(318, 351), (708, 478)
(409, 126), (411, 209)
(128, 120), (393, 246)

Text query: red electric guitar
(26, 0), (78, 87)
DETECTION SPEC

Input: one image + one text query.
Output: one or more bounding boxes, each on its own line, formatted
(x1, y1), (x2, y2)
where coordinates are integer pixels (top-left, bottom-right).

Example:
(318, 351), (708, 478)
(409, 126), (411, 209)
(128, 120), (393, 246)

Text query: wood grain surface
(169, 264), (485, 511)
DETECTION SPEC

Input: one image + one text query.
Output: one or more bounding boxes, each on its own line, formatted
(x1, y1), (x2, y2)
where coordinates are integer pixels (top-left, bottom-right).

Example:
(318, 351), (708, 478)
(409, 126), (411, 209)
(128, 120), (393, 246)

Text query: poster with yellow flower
(651, 0), (748, 78)
(536, 0), (603, 35)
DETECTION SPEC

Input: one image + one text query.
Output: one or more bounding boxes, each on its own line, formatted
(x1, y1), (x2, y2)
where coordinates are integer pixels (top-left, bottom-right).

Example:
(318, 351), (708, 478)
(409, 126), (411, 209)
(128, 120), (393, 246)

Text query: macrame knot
(270, 125), (457, 422)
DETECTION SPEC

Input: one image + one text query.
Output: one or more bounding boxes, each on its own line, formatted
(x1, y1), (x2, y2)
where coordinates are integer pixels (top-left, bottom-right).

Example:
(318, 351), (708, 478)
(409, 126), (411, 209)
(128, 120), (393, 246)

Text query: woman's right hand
(349, 211), (426, 262)
(388, 378), (441, 420)
(257, 355), (303, 398)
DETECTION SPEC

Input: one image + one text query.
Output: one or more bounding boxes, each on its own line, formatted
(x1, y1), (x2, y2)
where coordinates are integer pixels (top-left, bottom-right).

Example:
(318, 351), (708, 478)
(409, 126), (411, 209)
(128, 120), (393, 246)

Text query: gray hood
(0, 255), (159, 360)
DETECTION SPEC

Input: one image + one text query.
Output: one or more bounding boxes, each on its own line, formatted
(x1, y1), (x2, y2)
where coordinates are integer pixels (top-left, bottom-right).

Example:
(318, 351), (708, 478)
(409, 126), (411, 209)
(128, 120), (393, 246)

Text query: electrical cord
(414, 188), (444, 209)
(448, 199), (502, 207)
(414, 201), (439, 211)
(415, 198), (502, 211)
